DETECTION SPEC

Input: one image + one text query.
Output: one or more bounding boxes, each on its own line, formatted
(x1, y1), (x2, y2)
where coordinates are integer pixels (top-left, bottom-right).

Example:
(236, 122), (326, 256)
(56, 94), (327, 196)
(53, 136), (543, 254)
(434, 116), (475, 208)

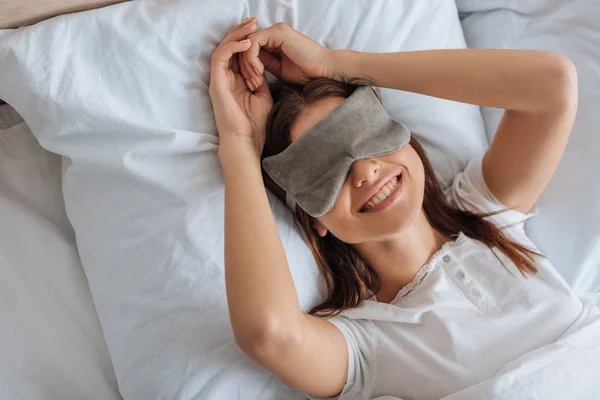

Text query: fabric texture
(0, 104), (121, 400)
(0, 1), (487, 398)
(458, 0), (600, 295)
(262, 86), (411, 217)
(310, 156), (600, 400)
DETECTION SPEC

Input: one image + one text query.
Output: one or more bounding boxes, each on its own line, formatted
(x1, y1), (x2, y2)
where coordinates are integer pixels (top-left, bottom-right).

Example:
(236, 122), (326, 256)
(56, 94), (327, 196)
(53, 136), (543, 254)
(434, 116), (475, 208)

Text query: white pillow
(0, 1), (487, 398)
(0, 104), (120, 400)
(457, 0), (600, 294)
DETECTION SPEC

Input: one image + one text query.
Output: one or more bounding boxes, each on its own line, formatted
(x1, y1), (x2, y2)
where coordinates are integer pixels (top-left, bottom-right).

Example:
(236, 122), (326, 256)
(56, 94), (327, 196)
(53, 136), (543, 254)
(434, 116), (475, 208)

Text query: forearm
(333, 49), (576, 113)
(218, 140), (304, 350)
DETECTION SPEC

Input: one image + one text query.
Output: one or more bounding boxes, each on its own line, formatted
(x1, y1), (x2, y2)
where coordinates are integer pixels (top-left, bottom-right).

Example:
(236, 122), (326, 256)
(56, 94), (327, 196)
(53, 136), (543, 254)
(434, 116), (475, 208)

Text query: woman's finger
(258, 48), (282, 77)
(230, 16), (254, 34)
(239, 41), (281, 85)
(236, 16), (252, 28)
(238, 51), (250, 88)
(242, 40), (267, 91)
(240, 48), (257, 91)
(246, 24), (287, 54)
(211, 39), (253, 71)
(223, 18), (258, 45)
(238, 50), (248, 80)
(247, 41), (264, 77)
(225, 20), (257, 73)
(222, 18), (257, 73)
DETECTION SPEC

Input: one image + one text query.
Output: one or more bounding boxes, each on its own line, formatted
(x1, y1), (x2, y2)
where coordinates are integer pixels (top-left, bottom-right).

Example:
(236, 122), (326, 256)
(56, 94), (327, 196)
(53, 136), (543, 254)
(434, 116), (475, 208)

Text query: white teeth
(363, 176), (400, 210)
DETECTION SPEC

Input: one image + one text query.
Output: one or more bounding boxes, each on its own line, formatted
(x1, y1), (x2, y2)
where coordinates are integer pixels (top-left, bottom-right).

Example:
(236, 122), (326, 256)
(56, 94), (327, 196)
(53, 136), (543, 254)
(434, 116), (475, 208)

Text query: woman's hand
(209, 17), (273, 160)
(239, 22), (338, 91)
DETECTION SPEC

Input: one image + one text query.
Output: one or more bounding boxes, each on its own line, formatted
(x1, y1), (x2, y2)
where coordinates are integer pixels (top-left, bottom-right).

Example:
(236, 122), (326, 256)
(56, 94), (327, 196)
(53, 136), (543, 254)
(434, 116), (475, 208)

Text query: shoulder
(308, 315), (377, 400)
(444, 155), (538, 234)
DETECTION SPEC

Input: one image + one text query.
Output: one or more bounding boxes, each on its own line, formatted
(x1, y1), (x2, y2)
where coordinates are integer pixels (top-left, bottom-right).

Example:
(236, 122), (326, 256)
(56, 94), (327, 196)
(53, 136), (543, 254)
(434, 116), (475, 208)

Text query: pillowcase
(0, 104), (120, 400)
(0, 0), (487, 398)
(457, 0), (600, 294)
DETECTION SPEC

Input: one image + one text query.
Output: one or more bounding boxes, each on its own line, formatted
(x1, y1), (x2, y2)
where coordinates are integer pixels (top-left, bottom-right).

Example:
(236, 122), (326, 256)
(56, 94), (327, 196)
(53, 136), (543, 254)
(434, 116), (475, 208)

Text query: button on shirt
(310, 155), (600, 400)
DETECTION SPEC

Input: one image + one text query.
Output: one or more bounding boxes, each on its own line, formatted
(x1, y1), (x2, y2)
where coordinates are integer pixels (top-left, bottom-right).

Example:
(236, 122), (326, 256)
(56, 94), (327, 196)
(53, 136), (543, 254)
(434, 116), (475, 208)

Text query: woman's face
(290, 96), (426, 244)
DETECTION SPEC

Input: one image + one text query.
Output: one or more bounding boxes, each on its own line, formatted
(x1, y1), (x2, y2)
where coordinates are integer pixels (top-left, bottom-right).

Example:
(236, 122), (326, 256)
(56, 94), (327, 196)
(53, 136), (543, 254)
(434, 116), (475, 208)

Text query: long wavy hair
(261, 78), (542, 317)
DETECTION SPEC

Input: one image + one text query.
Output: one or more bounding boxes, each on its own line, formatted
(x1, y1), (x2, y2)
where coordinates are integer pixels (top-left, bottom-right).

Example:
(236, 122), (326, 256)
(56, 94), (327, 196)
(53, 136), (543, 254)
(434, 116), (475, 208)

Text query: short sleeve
(307, 316), (376, 400)
(444, 155), (538, 232)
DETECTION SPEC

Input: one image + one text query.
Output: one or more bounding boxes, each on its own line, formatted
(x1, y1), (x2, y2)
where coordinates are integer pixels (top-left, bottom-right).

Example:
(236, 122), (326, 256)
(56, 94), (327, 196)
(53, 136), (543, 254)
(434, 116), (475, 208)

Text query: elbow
(542, 53), (579, 112)
(233, 316), (304, 362)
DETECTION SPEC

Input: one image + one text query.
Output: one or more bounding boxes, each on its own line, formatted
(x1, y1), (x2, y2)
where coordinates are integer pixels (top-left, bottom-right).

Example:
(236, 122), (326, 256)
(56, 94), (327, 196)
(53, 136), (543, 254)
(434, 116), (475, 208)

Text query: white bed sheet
(0, 1), (489, 398)
(1, 1), (599, 399)
(458, 0), (600, 295)
(0, 104), (121, 400)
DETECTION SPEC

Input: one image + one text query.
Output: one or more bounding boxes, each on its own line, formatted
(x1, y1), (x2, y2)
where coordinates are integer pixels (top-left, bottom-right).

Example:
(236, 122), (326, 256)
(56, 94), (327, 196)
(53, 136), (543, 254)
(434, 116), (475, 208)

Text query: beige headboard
(0, 0), (129, 29)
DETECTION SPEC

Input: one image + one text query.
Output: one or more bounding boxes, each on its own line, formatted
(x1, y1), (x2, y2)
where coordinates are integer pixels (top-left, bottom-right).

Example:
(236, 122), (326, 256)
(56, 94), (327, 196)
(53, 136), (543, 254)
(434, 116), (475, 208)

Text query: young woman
(208, 17), (598, 399)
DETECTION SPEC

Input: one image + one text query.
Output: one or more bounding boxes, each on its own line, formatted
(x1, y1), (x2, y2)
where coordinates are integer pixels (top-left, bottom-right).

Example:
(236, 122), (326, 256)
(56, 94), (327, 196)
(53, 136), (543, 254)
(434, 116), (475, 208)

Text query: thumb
(247, 24), (287, 52)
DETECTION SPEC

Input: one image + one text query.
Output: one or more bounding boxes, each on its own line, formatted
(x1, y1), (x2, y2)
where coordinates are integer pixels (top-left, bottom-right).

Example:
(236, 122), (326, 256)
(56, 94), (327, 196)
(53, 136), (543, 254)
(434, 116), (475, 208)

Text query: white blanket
(441, 305), (600, 400)
(458, 0), (600, 295)
(372, 301), (600, 400)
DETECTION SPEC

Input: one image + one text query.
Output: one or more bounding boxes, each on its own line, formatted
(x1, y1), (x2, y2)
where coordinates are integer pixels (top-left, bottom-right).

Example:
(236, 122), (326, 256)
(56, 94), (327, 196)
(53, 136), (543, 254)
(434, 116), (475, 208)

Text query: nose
(350, 158), (380, 188)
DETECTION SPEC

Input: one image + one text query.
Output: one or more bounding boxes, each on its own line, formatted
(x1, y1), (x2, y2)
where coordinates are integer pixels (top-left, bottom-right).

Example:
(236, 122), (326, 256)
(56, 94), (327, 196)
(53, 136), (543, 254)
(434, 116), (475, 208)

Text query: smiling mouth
(359, 172), (403, 213)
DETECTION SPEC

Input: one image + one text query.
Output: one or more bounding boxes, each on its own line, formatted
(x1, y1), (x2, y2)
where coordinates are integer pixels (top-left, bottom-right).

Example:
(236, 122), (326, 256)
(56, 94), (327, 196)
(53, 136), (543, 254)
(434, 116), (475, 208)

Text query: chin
(381, 221), (412, 238)
(346, 217), (409, 243)
(374, 206), (420, 236)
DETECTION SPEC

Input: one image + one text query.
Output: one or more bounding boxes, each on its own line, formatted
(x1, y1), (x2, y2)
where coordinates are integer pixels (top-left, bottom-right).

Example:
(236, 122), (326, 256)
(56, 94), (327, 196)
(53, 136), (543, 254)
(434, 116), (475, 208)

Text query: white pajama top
(310, 155), (600, 400)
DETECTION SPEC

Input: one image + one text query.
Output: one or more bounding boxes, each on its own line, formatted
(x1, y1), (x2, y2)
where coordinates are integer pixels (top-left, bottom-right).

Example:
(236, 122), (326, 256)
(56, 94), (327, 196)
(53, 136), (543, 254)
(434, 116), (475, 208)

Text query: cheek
(410, 158), (424, 184)
(414, 160), (426, 193)
(404, 155), (426, 211)
(319, 210), (359, 242)
(402, 147), (425, 185)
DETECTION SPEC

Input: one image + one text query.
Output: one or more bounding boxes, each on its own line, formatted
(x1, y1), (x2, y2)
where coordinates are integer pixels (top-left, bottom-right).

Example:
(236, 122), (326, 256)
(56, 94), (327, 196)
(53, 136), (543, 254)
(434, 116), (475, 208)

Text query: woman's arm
(334, 49), (578, 213)
(210, 20), (347, 398)
(219, 141), (348, 397)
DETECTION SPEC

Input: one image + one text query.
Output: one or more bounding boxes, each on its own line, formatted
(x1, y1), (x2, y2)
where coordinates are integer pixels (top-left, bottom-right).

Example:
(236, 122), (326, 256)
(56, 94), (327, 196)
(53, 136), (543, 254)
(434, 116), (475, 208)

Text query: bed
(0, 1), (598, 399)
(0, 97), (122, 399)
(0, 5), (124, 400)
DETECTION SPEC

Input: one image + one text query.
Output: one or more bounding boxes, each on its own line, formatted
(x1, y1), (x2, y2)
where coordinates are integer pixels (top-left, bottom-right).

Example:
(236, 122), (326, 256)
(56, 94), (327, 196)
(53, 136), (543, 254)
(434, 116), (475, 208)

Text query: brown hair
(261, 78), (541, 317)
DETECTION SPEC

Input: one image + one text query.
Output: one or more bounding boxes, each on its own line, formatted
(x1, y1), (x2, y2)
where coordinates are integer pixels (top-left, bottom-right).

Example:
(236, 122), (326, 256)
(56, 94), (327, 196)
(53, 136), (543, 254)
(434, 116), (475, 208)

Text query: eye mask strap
(286, 192), (296, 212)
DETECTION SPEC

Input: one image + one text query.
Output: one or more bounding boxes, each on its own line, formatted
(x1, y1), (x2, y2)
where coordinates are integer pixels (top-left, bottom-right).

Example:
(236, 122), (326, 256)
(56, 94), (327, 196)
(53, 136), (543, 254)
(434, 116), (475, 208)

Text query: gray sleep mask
(262, 86), (411, 217)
